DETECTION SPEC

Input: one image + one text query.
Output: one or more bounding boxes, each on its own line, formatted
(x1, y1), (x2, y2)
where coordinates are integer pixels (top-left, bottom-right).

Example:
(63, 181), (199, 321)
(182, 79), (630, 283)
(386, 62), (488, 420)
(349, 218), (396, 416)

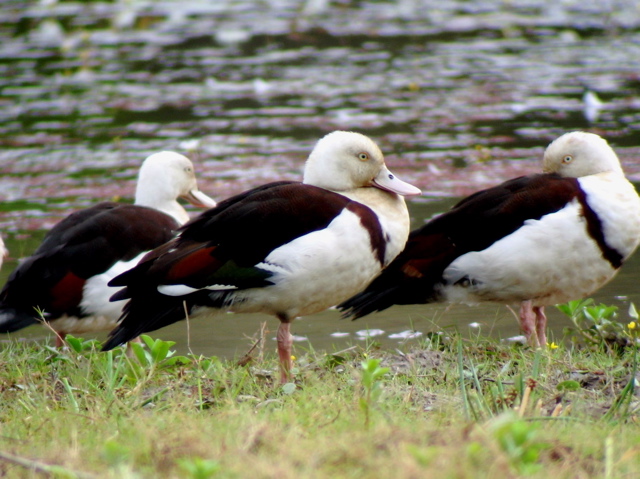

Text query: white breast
(578, 171), (640, 259)
(341, 187), (411, 265)
(230, 208), (387, 318)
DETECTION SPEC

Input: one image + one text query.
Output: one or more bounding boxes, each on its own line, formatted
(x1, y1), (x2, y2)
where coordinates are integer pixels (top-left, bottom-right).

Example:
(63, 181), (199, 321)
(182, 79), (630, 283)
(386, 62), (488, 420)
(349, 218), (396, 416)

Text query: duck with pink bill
(339, 132), (640, 348)
(102, 131), (421, 384)
(0, 151), (216, 345)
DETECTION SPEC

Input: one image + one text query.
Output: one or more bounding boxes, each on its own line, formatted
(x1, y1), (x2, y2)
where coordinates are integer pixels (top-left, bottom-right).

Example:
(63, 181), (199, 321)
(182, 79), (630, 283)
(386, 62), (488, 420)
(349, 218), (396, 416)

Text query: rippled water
(1, 0), (640, 356)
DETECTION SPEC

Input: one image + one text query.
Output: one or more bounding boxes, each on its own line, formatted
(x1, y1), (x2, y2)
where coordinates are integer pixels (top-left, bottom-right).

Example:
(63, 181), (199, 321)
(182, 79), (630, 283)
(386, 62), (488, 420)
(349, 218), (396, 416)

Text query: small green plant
(65, 334), (101, 353)
(40, 334), (100, 366)
(487, 412), (550, 475)
(557, 299), (631, 352)
(457, 340), (551, 421)
(603, 306), (639, 422)
(281, 382), (297, 395)
(101, 439), (131, 467)
(176, 457), (221, 479)
(359, 357), (389, 428)
(128, 335), (191, 370)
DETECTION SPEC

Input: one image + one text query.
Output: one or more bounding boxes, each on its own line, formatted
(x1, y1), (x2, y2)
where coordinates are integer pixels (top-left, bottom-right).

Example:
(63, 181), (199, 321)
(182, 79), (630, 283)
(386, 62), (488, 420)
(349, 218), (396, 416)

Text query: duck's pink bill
(183, 189), (217, 208)
(372, 167), (421, 196)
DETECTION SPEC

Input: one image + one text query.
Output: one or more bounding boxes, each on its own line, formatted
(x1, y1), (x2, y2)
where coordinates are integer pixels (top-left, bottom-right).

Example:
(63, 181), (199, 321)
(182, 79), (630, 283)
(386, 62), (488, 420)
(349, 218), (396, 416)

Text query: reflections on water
(2, 1), (640, 224)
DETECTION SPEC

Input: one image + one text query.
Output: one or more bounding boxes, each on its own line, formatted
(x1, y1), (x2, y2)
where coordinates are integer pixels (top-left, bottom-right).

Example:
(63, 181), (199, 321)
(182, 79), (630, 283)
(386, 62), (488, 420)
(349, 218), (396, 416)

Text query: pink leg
(276, 320), (293, 384)
(519, 301), (540, 348)
(125, 336), (142, 357)
(55, 331), (67, 348)
(534, 306), (547, 346)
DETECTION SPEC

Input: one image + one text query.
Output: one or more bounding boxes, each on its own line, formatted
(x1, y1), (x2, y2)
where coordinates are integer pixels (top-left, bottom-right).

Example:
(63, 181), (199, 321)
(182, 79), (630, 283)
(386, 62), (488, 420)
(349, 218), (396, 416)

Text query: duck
(0, 151), (217, 345)
(101, 131), (421, 382)
(339, 131), (640, 347)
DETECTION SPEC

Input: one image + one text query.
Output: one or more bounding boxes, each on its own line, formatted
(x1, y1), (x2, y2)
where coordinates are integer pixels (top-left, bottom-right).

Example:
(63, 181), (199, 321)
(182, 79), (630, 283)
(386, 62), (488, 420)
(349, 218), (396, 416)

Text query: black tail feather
(0, 306), (41, 333)
(101, 289), (231, 351)
(338, 287), (401, 320)
(101, 294), (187, 350)
(338, 280), (440, 320)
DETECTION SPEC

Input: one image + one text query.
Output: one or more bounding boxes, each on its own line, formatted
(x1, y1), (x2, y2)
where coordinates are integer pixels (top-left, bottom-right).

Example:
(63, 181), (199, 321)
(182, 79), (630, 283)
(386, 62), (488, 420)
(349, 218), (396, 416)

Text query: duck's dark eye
(562, 155), (573, 163)
(358, 153), (369, 161)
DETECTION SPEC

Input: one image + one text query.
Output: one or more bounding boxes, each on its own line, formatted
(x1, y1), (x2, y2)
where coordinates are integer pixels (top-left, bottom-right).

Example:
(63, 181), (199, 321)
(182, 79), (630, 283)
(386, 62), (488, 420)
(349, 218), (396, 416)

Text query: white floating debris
(502, 335), (527, 344)
(253, 78), (272, 96)
(302, 0), (330, 16)
(583, 90), (603, 123)
(355, 329), (385, 339)
(330, 332), (350, 338)
(179, 139), (201, 151)
(388, 330), (423, 340)
(558, 30), (580, 43)
(510, 103), (529, 114)
(427, 163), (441, 174)
(215, 29), (251, 46)
(468, 322), (481, 329)
(271, 334), (308, 343)
(112, 3), (138, 30)
(31, 19), (65, 46)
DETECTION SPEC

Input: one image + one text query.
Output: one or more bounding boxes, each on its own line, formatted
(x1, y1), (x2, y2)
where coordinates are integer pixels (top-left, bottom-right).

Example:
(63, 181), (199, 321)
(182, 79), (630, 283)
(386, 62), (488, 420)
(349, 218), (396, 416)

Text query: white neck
(134, 187), (189, 225)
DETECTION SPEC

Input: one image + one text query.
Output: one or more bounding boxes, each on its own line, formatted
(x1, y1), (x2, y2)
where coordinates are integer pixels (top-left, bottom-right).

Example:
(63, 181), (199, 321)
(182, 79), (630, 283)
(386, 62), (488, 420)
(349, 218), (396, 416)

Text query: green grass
(1, 312), (640, 478)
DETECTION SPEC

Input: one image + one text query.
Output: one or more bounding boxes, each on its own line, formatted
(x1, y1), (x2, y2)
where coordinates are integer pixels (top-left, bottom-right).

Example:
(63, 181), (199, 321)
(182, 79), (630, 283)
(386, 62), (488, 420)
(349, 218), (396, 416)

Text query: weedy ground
(0, 299), (639, 478)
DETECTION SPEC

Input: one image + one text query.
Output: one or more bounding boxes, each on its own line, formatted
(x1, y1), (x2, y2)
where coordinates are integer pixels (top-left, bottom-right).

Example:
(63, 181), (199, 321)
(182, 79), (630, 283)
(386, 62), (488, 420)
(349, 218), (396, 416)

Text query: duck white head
(134, 151), (217, 225)
(302, 131), (421, 196)
(543, 131), (624, 177)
